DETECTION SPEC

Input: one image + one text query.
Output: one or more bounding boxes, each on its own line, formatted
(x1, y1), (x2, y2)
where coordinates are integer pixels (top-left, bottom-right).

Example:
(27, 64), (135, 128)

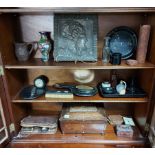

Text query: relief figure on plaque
(59, 20), (88, 58)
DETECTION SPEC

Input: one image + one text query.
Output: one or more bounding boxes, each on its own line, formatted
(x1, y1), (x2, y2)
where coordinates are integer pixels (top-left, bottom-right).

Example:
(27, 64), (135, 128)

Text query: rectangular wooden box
(116, 125), (134, 138)
(59, 106), (107, 134)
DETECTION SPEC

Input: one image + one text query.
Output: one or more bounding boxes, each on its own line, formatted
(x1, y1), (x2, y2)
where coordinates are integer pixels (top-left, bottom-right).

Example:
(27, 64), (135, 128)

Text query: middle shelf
(12, 89), (148, 103)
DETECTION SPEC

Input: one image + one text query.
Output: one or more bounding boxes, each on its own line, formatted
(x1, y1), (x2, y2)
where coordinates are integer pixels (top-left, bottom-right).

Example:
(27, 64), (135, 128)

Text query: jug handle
(121, 80), (127, 89)
(27, 43), (34, 55)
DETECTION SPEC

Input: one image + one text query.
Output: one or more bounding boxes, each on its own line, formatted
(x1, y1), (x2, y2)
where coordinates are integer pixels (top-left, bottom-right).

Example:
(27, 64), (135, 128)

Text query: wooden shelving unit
(0, 7), (155, 148)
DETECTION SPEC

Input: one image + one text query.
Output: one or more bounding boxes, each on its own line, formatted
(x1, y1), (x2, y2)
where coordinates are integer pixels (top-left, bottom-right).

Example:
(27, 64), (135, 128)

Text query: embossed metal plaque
(54, 14), (98, 62)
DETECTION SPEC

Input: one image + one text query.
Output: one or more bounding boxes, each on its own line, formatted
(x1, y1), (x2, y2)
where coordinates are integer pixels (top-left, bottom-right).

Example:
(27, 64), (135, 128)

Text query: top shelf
(5, 59), (155, 70)
(0, 7), (155, 13)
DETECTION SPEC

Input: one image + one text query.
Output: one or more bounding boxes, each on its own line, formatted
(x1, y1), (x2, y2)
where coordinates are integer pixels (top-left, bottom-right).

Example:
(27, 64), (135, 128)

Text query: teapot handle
(121, 80), (127, 89)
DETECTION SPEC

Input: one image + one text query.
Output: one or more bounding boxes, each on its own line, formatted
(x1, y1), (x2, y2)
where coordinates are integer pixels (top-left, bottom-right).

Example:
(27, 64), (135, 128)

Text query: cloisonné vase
(38, 31), (52, 62)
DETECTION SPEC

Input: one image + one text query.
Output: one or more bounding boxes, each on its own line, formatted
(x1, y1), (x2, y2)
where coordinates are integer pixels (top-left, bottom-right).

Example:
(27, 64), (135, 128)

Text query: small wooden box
(59, 106), (107, 134)
(20, 116), (58, 134)
(116, 125), (134, 138)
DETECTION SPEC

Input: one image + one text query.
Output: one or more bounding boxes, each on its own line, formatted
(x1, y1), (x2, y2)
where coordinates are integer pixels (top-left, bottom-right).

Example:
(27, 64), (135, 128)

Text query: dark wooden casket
(59, 105), (107, 134)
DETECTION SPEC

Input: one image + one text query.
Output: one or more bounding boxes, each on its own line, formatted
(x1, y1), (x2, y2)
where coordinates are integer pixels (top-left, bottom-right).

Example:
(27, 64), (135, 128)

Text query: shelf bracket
(0, 66), (4, 76)
(9, 123), (15, 133)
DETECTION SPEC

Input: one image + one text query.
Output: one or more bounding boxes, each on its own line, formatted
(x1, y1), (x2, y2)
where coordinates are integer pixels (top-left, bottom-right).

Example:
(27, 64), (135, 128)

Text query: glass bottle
(38, 31), (52, 62)
(102, 37), (110, 64)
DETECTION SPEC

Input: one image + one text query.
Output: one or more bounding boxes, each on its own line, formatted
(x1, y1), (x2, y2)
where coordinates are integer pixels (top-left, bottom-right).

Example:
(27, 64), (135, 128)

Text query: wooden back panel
(11, 13), (145, 60)
(0, 13), (151, 63)
(98, 13), (145, 58)
(26, 69), (136, 85)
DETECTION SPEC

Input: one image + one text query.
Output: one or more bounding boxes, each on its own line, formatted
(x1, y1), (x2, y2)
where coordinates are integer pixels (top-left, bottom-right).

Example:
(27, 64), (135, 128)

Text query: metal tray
(98, 85), (147, 98)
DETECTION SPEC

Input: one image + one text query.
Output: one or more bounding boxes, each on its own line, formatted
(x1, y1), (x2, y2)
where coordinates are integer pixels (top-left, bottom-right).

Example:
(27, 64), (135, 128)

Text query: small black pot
(110, 53), (122, 65)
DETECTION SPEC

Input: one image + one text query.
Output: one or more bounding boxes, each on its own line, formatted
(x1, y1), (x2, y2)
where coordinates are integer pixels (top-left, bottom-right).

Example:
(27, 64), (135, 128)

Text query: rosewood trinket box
(59, 105), (107, 134)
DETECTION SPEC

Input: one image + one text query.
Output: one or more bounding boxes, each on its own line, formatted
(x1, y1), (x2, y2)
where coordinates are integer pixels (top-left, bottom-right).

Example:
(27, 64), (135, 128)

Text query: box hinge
(144, 123), (150, 132)
(9, 123), (15, 133)
(0, 66), (4, 76)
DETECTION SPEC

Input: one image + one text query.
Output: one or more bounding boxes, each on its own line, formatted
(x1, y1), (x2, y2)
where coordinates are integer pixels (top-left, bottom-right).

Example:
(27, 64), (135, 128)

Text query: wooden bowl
(126, 59), (138, 66)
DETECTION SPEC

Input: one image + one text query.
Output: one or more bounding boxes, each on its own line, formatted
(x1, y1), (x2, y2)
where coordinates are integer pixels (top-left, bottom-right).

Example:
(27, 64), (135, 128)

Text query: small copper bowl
(126, 59), (138, 66)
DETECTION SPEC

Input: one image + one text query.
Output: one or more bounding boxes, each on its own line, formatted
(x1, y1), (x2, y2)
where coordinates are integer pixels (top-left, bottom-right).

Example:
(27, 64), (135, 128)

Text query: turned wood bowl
(126, 59), (138, 66)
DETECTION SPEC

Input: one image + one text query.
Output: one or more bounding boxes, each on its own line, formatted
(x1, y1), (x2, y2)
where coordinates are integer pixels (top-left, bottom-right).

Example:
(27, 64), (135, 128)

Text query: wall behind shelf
(14, 13), (146, 60)
(18, 15), (54, 42)
(98, 13), (145, 59)
(0, 12), (154, 64)
(26, 69), (136, 86)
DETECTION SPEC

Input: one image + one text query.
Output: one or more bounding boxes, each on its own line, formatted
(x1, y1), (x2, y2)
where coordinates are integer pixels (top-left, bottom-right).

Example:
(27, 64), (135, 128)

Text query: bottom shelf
(11, 125), (146, 148)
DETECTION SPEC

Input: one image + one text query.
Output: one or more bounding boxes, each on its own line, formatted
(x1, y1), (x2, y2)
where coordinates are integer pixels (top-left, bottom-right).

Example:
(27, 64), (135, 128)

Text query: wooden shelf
(5, 59), (155, 70)
(11, 125), (145, 148)
(12, 89), (148, 103)
(1, 7), (155, 13)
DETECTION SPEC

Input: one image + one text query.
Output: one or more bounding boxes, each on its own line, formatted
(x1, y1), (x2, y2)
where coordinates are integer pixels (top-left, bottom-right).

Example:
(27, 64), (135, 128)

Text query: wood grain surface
(11, 125), (145, 148)
(0, 7), (155, 13)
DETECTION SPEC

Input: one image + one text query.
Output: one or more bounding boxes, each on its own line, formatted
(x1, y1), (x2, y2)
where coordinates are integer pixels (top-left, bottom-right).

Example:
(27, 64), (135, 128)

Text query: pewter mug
(15, 42), (34, 61)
